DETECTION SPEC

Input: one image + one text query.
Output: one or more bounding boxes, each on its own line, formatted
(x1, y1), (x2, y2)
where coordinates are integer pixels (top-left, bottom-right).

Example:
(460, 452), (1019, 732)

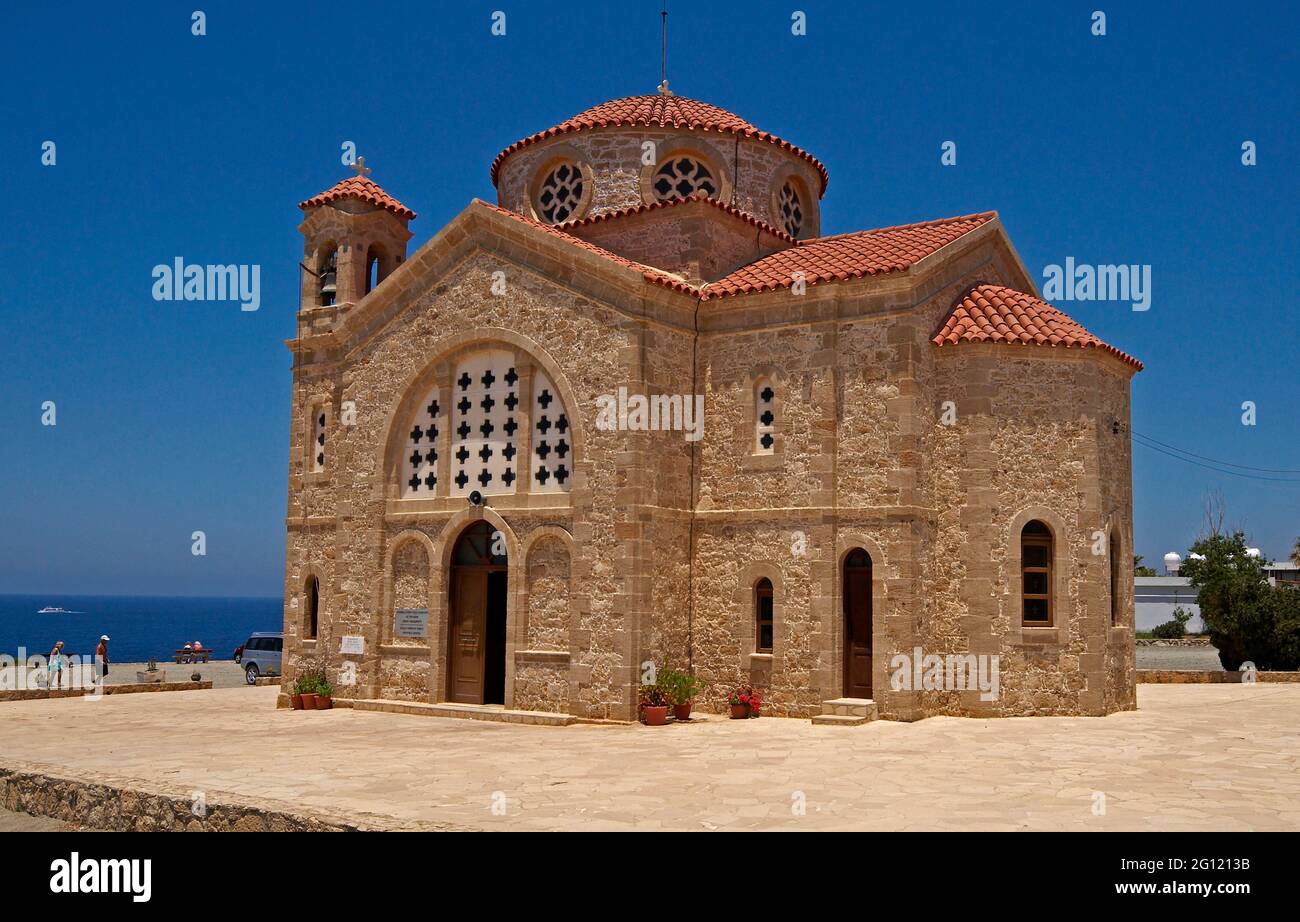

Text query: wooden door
(449, 568), (488, 703)
(843, 550), (873, 698)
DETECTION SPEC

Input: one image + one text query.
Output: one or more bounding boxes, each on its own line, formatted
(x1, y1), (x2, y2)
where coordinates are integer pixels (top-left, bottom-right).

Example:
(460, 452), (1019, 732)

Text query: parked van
(241, 632), (283, 685)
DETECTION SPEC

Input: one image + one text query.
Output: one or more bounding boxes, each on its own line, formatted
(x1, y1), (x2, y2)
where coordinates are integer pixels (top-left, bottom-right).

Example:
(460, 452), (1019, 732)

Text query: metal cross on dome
(351, 156), (372, 177)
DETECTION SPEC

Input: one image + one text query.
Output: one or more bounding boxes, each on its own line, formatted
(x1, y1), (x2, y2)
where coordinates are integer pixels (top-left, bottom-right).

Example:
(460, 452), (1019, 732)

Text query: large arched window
(400, 349), (572, 498)
(305, 575), (320, 639)
(1021, 521), (1053, 626)
(1109, 530), (1121, 626)
(754, 578), (774, 653)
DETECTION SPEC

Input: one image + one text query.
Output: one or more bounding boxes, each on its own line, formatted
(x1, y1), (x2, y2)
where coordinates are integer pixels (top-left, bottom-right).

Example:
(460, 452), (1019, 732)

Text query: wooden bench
(173, 649), (212, 664)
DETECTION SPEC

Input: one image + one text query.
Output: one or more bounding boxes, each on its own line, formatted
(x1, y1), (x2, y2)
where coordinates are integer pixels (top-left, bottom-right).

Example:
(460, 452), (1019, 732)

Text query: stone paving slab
(0, 685), (1296, 831)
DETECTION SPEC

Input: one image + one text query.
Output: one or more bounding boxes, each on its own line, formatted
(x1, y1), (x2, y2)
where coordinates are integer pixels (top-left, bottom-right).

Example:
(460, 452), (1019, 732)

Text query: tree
(1291, 535), (1300, 567)
(1133, 555), (1157, 577)
(1181, 531), (1300, 671)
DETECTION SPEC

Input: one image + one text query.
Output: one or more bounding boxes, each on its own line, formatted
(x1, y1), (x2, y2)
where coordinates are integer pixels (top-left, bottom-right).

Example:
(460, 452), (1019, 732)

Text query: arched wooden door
(447, 522), (508, 705)
(843, 549), (873, 698)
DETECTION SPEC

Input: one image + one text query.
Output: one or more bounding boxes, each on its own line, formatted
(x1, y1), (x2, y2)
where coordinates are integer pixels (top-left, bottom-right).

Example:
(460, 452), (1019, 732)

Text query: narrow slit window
(755, 380), (776, 454)
(306, 575), (320, 640)
(755, 578), (774, 653)
(1109, 530), (1120, 626)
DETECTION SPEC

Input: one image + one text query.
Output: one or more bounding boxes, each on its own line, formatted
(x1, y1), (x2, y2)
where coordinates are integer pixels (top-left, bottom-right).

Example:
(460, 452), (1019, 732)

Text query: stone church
(281, 88), (1141, 722)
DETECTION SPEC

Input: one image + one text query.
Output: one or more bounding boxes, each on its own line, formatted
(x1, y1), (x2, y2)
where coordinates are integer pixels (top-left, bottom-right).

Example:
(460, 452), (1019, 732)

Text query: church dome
(491, 93), (827, 194)
(493, 91), (828, 237)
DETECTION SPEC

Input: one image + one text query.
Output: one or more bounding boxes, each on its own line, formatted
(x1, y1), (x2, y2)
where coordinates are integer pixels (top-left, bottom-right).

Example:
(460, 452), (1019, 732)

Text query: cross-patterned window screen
(311, 406), (327, 472)
(652, 156), (718, 201)
(531, 370), (572, 493)
(755, 380), (776, 454)
(400, 352), (572, 498)
(778, 180), (804, 237)
(402, 384), (441, 497)
(450, 350), (519, 497)
(536, 161), (584, 224)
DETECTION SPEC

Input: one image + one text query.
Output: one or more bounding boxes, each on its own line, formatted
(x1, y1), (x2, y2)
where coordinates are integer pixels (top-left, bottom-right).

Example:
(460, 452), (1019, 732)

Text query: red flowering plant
(727, 685), (763, 716)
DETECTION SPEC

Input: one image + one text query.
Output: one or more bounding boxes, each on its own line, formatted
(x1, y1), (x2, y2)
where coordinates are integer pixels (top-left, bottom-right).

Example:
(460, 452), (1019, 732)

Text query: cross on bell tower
(351, 156), (372, 177)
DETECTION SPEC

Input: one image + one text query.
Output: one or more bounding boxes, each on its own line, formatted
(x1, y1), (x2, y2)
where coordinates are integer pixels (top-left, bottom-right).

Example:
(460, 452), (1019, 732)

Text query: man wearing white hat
(95, 635), (110, 680)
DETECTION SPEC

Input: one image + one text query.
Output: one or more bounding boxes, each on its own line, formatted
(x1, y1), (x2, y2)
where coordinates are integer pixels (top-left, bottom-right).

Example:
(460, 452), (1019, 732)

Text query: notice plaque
(339, 635), (365, 656)
(394, 608), (429, 639)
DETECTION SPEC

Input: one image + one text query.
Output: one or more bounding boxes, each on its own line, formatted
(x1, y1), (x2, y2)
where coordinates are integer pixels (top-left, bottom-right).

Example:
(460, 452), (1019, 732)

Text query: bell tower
(297, 158), (416, 319)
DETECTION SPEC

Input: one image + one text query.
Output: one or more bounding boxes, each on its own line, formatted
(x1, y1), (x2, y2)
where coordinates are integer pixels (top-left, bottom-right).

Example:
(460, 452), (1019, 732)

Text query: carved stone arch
(1101, 513), (1128, 628)
(831, 531), (890, 699)
(430, 508), (524, 705)
(520, 528), (574, 651)
(638, 134), (734, 205)
(381, 528), (436, 645)
(376, 326), (587, 500)
(298, 565), (327, 643)
(1006, 505), (1073, 643)
(733, 561), (786, 663)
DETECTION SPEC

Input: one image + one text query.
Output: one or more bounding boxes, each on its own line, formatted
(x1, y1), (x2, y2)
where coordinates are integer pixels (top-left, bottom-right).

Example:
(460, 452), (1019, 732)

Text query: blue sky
(1, 0), (1296, 596)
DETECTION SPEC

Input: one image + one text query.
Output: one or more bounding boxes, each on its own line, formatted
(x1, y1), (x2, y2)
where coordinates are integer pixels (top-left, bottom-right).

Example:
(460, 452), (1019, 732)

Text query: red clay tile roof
(933, 284), (1142, 369)
(560, 193), (796, 244)
(476, 201), (696, 295)
(491, 94), (828, 195)
(300, 175), (417, 220)
(700, 212), (995, 300)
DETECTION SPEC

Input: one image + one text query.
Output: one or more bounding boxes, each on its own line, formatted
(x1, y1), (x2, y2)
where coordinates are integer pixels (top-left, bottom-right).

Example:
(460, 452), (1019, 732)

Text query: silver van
(242, 632), (283, 684)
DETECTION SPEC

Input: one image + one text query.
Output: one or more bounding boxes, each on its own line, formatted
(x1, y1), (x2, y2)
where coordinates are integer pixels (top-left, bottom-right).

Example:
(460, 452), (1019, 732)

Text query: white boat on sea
(37, 606), (70, 614)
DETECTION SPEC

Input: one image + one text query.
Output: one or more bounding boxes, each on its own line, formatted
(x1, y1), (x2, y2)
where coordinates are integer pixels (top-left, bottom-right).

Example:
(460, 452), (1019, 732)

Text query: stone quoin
(281, 88), (1140, 721)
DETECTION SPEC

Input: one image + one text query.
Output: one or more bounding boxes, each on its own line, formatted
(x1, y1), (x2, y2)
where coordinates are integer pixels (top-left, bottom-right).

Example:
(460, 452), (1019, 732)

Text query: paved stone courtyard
(1, 684), (1296, 831)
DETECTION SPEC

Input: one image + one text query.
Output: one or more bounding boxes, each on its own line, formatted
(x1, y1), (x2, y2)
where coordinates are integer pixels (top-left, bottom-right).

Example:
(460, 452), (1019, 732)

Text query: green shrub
(1151, 607), (1192, 639)
(1181, 532), (1300, 670)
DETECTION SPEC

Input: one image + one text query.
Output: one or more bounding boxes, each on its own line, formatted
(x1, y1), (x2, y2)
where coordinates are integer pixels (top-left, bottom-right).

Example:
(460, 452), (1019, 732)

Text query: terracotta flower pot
(730, 703), (751, 720)
(291, 694), (303, 710)
(300, 693), (318, 710)
(672, 701), (693, 721)
(316, 695), (332, 710)
(642, 705), (669, 726)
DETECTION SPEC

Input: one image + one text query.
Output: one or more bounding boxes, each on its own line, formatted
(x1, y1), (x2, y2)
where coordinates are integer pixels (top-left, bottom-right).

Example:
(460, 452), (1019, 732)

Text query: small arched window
(778, 179), (804, 237)
(755, 379), (776, 454)
(318, 245), (338, 307)
(306, 575), (320, 640)
(1021, 520), (1053, 626)
(754, 578), (774, 653)
(365, 245), (380, 294)
(1109, 530), (1121, 626)
(652, 156), (718, 201)
(536, 161), (585, 223)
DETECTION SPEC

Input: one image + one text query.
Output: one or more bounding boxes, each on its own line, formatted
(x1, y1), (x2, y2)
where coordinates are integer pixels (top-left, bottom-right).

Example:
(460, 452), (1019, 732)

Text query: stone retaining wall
(0, 764), (467, 832)
(0, 681), (212, 703)
(1136, 670), (1300, 684)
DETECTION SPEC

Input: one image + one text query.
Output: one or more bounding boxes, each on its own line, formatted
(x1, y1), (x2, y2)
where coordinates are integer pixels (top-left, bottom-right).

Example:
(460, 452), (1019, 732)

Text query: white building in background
(1134, 550), (1299, 633)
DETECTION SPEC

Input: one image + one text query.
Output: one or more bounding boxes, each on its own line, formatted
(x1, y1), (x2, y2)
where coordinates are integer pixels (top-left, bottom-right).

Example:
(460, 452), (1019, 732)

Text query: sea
(0, 594), (281, 664)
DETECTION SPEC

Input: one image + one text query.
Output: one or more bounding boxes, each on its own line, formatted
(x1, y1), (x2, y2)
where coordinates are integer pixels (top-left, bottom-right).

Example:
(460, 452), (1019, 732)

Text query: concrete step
(352, 699), (576, 726)
(819, 697), (878, 720)
(810, 713), (870, 727)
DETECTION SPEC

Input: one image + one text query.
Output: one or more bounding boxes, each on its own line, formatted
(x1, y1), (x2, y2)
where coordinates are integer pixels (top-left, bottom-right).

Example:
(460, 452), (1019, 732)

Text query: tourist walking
(47, 640), (65, 689)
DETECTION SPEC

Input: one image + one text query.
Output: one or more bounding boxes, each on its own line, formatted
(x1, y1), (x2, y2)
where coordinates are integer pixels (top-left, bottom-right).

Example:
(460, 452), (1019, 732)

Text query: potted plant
(662, 667), (704, 721)
(748, 689), (762, 718)
(639, 682), (669, 726)
(728, 685), (755, 719)
(290, 673), (307, 710)
(315, 676), (333, 710)
(298, 672), (318, 710)
(136, 659), (165, 685)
